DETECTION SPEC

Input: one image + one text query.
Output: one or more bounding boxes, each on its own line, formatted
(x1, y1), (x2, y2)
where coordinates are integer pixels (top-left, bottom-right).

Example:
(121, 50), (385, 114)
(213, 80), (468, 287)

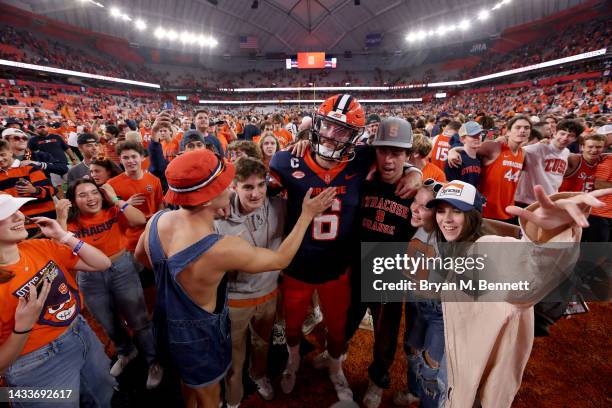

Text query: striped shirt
(0, 164), (57, 227)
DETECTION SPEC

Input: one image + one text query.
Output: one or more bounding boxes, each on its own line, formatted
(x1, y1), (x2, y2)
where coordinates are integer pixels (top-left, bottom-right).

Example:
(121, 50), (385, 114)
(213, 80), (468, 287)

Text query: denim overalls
(148, 211), (231, 387)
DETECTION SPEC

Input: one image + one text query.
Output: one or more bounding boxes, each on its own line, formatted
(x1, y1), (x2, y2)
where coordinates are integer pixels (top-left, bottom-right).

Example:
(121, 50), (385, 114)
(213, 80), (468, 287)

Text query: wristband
(119, 203), (129, 213)
(72, 240), (85, 256)
(111, 196), (120, 203)
(59, 231), (74, 244)
(403, 164), (423, 175)
(13, 327), (32, 335)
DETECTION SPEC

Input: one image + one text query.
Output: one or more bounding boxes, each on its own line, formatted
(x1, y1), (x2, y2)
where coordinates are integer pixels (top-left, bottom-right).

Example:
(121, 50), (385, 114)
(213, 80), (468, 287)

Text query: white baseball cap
(1, 128), (28, 139)
(426, 180), (486, 212)
(0, 194), (35, 221)
(596, 124), (612, 135)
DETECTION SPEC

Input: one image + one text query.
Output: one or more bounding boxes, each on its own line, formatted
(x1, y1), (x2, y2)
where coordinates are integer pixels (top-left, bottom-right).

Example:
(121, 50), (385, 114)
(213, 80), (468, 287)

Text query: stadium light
(120, 14), (132, 22)
(459, 19), (470, 30)
(436, 26), (446, 36)
(135, 19), (147, 30)
(198, 98), (422, 105)
(477, 10), (490, 20)
(167, 30), (178, 41)
(154, 27), (166, 39)
(110, 7), (121, 18)
(0, 59), (160, 88)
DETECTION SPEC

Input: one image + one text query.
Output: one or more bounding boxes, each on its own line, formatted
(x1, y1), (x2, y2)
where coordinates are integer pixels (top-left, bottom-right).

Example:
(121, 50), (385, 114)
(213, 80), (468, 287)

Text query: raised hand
(29, 217), (67, 241)
(506, 186), (612, 230)
(14, 280), (52, 333)
(99, 183), (118, 204)
(127, 193), (146, 207)
(301, 187), (336, 219)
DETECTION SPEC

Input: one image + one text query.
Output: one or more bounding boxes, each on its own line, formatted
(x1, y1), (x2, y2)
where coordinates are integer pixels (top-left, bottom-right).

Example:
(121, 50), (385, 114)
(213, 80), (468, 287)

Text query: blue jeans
(405, 301), (447, 408)
(5, 315), (115, 407)
(77, 252), (156, 364)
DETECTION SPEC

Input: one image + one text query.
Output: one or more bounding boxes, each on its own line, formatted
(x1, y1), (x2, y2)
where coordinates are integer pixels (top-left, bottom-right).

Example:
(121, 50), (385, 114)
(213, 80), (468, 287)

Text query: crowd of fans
(0, 84), (610, 407)
(457, 17), (611, 80)
(1, 13), (609, 89)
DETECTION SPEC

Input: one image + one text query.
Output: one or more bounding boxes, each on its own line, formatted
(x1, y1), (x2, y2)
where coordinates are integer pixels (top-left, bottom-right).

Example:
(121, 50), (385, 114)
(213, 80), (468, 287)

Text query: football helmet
(311, 94), (365, 161)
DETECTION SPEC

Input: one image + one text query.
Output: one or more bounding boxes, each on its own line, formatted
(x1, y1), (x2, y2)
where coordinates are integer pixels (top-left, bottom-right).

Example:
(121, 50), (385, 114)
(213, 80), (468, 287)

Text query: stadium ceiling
(11, 0), (588, 55)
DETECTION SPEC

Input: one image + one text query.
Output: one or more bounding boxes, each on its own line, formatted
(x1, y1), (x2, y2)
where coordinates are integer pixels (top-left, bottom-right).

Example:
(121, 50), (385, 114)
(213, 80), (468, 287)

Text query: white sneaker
(302, 305), (323, 335)
(312, 350), (347, 370)
(146, 362), (164, 389)
(110, 349), (138, 377)
(329, 369), (353, 401)
(393, 389), (420, 406)
(226, 404), (240, 408)
(252, 376), (274, 401)
(363, 380), (383, 408)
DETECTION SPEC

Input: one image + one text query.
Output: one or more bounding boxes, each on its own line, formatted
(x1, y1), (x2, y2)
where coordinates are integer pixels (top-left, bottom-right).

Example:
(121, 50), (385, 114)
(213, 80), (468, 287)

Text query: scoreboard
(286, 52), (337, 69)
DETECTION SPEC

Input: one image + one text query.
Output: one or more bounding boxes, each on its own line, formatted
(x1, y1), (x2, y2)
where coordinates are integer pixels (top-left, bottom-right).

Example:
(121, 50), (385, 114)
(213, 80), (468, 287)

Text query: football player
(269, 94), (421, 402)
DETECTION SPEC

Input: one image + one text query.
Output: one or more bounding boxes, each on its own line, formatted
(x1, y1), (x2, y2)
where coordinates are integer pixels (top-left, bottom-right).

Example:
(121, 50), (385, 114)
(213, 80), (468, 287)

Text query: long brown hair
(433, 207), (483, 258)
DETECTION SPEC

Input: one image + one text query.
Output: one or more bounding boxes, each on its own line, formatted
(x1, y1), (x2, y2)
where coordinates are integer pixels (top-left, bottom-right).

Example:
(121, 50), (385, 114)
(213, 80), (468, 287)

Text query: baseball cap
(2, 128), (28, 139)
(179, 130), (207, 152)
(77, 133), (98, 145)
(426, 180), (486, 212)
(596, 124), (612, 135)
(0, 194), (35, 221)
(366, 114), (381, 126)
(164, 149), (235, 206)
(5, 117), (22, 126)
(459, 121), (483, 137)
(371, 117), (413, 149)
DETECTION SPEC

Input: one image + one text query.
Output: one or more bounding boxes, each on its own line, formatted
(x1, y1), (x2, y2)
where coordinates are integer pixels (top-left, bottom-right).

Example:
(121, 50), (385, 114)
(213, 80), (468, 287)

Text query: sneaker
(363, 380), (383, 408)
(252, 376), (274, 401)
(226, 404), (240, 408)
(393, 389), (420, 406)
(146, 362), (164, 389)
(302, 305), (323, 335)
(110, 349), (138, 377)
(312, 350), (347, 370)
(272, 322), (287, 346)
(329, 369), (353, 401)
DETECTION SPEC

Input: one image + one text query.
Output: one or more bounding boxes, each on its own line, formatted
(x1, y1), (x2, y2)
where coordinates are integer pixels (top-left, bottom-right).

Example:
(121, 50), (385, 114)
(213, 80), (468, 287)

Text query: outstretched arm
(223, 187), (336, 273)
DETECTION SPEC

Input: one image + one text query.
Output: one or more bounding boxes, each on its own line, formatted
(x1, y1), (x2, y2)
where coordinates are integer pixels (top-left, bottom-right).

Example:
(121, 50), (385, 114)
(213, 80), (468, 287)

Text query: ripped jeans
(404, 301), (447, 408)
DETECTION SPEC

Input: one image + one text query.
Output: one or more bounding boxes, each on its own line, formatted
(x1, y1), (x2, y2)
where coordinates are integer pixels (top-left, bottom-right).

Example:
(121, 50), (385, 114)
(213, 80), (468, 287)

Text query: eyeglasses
(423, 178), (444, 194)
(10, 136), (28, 141)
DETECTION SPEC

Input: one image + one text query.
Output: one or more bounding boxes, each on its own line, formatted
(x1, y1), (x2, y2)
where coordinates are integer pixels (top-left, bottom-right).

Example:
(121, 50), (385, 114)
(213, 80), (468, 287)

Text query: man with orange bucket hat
(135, 148), (336, 408)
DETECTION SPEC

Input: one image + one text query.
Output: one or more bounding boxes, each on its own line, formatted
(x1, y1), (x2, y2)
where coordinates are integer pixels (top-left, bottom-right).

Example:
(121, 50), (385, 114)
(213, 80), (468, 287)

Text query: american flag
(239, 35), (258, 49)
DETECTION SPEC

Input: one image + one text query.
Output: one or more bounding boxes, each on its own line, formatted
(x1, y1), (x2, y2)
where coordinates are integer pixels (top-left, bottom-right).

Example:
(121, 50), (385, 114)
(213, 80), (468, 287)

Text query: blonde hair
(411, 133), (433, 157)
(125, 131), (142, 144)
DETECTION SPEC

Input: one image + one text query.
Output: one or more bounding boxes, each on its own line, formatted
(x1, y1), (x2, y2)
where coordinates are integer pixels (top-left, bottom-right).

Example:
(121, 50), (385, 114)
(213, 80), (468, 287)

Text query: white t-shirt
(514, 143), (569, 205)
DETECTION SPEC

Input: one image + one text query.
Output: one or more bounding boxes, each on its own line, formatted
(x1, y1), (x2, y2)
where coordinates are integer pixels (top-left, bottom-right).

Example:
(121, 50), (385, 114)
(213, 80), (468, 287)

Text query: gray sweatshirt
(214, 193), (287, 300)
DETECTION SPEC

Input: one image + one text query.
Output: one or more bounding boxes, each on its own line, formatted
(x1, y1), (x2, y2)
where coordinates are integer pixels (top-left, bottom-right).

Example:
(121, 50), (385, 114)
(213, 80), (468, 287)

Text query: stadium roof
(12, 0), (589, 56)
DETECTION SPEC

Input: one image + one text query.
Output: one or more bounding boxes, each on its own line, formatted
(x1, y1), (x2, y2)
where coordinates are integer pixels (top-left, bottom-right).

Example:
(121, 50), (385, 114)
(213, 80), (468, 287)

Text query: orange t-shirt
(430, 134), (452, 170)
(161, 139), (179, 162)
(273, 129), (293, 148)
(480, 143), (524, 220)
(591, 155), (612, 218)
(0, 239), (81, 355)
(108, 172), (163, 251)
(67, 207), (127, 257)
(422, 162), (447, 182)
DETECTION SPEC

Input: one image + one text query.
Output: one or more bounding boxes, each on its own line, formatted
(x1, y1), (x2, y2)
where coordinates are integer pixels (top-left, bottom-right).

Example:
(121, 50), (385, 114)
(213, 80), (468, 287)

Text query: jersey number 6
(312, 198), (341, 240)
